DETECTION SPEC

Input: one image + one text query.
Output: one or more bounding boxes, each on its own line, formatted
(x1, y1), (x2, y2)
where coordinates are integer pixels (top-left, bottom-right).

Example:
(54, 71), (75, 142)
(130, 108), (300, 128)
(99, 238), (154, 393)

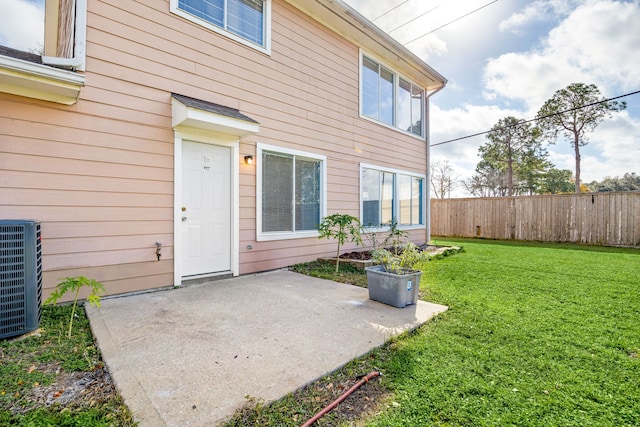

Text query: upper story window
(360, 53), (425, 138)
(172, 0), (271, 52)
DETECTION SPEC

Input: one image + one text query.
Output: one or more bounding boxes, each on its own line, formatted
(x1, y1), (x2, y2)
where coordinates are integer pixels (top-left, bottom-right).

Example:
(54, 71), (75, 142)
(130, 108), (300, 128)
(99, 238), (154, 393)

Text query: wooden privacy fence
(430, 192), (640, 247)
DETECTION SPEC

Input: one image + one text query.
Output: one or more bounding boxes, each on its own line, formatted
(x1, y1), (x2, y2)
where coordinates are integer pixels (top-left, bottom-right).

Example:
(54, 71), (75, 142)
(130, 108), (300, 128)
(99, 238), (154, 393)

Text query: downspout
(425, 84), (446, 244)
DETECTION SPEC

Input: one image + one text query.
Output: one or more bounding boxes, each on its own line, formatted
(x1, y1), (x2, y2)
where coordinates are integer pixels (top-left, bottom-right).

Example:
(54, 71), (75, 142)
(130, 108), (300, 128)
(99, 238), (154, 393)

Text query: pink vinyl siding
(0, 0), (435, 298)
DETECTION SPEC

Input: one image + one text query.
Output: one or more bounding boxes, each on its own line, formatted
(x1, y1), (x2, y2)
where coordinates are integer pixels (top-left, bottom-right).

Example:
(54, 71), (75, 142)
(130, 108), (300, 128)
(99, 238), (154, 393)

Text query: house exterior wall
(0, 0), (440, 298)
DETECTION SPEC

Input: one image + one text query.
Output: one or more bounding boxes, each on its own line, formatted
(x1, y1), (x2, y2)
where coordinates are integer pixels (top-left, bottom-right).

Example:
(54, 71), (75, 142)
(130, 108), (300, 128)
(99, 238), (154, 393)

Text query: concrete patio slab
(86, 269), (447, 426)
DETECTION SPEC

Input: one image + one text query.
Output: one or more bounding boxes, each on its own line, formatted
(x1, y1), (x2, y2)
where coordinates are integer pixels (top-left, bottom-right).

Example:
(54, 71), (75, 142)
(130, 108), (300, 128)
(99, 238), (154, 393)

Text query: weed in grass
(45, 276), (105, 339)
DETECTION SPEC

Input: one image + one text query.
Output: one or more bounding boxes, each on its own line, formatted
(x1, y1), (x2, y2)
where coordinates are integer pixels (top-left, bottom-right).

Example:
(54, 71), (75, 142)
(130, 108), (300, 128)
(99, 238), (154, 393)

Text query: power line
(387, 5), (440, 33)
(372, 0), (410, 22)
(405, 0), (499, 45)
(430, 90), (640, 147)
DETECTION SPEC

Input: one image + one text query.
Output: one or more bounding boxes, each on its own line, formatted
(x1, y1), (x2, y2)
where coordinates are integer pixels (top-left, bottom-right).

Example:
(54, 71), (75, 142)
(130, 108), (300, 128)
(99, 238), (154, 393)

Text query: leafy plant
(384, 218), (408, 255)
(44, 276), (105, 339)
(362, 225), (385, 252)
(371, 242), (429, 274)
(318, 213), (363, 273)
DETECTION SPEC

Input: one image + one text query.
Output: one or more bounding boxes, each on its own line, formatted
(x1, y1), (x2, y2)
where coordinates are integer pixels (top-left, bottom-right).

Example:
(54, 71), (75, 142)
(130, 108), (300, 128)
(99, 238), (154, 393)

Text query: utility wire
(405, 0), (499, 44)
(430, 90), (640, 147)
(387, 5), (440, 33)
(372, 0), (410, 22)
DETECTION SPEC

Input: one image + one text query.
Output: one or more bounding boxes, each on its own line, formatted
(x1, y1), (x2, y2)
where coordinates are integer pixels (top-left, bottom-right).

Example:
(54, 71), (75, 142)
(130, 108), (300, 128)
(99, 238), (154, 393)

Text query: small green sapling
(318, 213), (363, 273)
(45, 276), (105, 338)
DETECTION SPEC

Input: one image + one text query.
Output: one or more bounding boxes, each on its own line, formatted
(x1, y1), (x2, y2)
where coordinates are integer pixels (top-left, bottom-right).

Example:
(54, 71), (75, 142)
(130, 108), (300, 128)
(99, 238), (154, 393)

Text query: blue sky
(2, 0), (638, 195)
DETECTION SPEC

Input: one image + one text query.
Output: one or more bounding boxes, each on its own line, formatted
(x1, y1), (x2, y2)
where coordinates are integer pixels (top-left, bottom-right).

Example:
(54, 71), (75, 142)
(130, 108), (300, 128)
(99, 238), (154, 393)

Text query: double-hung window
(360, 53), (425, 137)
(172, 0), (270, 52)
(361, 164), (425, 228)
(258, 144), (326, 240)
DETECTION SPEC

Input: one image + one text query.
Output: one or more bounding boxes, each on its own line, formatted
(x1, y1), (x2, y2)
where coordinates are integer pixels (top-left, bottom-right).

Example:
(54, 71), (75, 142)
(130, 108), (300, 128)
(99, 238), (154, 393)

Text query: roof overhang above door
(171, 93), (260, 137)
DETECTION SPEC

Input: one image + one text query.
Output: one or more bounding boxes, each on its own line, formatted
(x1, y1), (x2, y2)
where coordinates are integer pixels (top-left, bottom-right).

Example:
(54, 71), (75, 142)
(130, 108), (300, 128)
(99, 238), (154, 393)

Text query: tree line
(432, 83), (631, 198)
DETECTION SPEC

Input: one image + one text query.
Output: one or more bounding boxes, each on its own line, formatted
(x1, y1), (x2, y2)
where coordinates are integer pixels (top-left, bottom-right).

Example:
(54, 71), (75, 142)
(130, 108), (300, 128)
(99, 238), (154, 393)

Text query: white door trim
(173, 129), (240, 286)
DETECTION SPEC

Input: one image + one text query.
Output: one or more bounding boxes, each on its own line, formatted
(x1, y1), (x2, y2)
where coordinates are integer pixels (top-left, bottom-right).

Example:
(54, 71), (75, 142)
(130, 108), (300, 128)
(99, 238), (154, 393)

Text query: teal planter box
(365, 265), (421, 308)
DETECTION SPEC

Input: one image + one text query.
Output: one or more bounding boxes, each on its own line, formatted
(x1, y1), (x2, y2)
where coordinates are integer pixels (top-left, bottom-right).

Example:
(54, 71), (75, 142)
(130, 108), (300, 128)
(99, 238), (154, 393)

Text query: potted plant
(365, 241), (428, 308)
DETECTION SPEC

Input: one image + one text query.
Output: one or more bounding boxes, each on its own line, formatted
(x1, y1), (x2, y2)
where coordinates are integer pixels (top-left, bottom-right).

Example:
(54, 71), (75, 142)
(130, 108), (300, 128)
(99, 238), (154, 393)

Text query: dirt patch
(319, 377), (391, 425)
(10, 364), (117, 414)
(231, 374), (391, 426)
(339, 244), (456, 261)
(339, 251), (373, 260)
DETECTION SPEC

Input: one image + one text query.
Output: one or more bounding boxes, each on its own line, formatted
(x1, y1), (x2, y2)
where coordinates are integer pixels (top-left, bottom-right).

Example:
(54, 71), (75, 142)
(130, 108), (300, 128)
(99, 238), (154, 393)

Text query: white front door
(181, 141), (231, 276)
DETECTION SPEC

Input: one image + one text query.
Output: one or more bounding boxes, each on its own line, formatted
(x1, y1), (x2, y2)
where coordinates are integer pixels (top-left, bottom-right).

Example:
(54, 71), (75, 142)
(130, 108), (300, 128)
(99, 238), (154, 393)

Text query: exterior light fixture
(244, 155), (254, 165)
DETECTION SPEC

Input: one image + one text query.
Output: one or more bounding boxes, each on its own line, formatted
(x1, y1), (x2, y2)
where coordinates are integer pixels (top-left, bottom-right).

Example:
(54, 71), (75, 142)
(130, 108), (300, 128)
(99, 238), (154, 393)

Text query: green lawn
(370, 239), (640, 426)
(227, 238), (640, 426)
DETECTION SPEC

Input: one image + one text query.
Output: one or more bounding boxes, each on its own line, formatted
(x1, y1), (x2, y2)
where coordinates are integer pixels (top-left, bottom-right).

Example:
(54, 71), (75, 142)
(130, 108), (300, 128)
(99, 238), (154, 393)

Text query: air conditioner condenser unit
(0, 220), (42, 339)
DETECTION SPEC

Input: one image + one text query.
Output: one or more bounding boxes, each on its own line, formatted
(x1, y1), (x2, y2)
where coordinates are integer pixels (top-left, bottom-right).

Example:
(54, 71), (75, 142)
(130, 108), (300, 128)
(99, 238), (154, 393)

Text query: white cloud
(547, 151), (575, 173)
(499, 0), (577, 33)
(0, 0), (44, 51)
(582, 112), (640, 181)
(485, 1), (640, 109)
(546, 0), (640, 92)
(429, 102), (525, 179)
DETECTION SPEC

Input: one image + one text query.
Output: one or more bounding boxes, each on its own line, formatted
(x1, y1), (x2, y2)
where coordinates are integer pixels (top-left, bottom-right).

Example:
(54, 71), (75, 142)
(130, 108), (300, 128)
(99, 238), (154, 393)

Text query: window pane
(179, 0), (264, 46)
(227, 0), (264, 45)
(381, 171), (394, 224)
(295, 158), (320, 231)
(398, 174), (412, 225)
(379, 68), (394, 126)
(179, 0), (224, 27)
(411, 86), (424, 136)
(262, 152), (293, 232)
(399, 175), (424, 225)
(398, 79), (412, 132)
(362, 57), (379, 120)
(412, 177), (423, 225)
(362, 168), (380, 227)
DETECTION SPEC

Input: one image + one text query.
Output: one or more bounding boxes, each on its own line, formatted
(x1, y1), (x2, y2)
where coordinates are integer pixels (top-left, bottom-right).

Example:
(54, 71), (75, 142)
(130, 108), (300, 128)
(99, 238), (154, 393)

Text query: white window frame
(360, 163), (426, 230)
(170, 0), (272, 55)
(359, 50), (425, 139)
(42, 0), (88, 71)
(257, 143), (327, 241)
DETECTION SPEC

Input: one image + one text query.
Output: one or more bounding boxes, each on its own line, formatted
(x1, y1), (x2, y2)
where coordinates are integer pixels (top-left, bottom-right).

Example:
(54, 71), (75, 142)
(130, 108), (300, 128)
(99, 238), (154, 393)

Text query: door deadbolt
(181, 207), (187, 211)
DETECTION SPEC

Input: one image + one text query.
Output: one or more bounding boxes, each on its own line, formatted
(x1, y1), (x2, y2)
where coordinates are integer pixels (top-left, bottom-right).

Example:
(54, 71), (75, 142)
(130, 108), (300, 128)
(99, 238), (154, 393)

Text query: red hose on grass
(300, 371), (381, 427)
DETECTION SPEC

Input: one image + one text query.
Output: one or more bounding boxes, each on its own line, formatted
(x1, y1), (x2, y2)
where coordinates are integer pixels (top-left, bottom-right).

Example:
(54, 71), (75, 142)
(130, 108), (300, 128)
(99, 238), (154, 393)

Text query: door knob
(182, 216), (187, 222)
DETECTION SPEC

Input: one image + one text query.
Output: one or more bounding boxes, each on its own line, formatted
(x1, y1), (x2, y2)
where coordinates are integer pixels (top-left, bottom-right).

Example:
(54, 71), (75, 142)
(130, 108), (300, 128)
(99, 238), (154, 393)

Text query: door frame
(173, 129), (240, 286)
